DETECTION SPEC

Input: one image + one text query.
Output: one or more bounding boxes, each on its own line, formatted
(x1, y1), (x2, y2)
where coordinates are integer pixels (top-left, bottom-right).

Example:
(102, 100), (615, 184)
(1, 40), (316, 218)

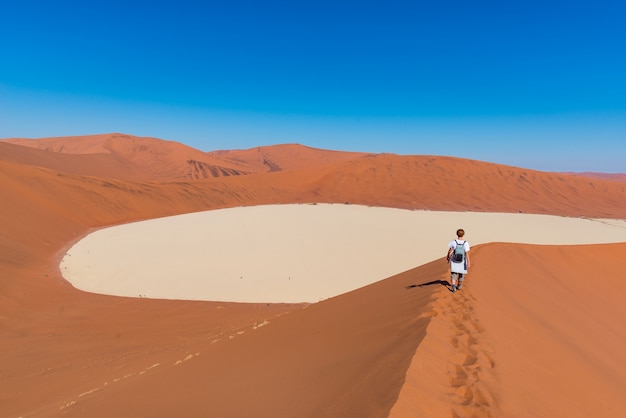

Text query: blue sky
(1, 0), (625, 172)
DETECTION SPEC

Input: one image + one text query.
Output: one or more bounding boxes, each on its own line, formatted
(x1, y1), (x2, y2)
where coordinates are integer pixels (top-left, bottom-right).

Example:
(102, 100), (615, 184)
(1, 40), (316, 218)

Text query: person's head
(456, 228), (465, 238)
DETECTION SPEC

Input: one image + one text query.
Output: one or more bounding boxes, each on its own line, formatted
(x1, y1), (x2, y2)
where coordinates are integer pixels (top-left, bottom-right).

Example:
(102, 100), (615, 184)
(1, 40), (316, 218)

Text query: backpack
(452, 240), (466, 263)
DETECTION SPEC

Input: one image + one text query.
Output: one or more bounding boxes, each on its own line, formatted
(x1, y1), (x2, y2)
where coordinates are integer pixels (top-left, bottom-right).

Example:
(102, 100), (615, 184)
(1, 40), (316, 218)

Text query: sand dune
(3, 134), (251, 180)
(209, 143), (369, 173)
(4, 135), (626, 217)
(1, 134), (625, 417)
(2, 134), (371, 181)
(391, 242), (626, 418)
(571, 172), (626, 182)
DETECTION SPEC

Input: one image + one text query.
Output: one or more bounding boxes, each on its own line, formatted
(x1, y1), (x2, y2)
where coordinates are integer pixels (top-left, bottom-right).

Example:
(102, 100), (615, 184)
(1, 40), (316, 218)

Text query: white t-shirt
(449, 239), (470, 274)
(449, 239), (470, 253)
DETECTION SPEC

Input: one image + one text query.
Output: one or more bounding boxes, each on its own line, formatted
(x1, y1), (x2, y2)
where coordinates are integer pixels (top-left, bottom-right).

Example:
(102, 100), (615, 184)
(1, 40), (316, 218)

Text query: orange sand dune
(4, 133), (120, 154)
(391, 242), (626, 418)
(209, 143), (369, 173)
(4, 134), (626, 217)
(299, 153), (626, 217)
(569, 172), (626, 182)
(16, 258), (443, 418)
(2, 134), (369, 181)
(0, 140), (139, 183)
(3, 134), (250, 180)
(1, 134), (625, 417)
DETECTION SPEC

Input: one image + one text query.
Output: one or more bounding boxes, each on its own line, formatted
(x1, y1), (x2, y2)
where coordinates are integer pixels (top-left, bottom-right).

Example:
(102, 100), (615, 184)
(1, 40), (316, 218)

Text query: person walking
(447, 228), (470, 292)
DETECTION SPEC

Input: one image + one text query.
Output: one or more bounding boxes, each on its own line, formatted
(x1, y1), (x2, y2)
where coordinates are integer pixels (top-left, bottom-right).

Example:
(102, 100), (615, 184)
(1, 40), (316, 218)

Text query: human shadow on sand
(406, 280), (450, 289)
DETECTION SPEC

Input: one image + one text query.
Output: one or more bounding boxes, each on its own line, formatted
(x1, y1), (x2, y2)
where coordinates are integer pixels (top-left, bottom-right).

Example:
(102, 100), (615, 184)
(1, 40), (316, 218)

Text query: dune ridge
(391, 243), (626, 418)
(3, 134), (370, 181)
(3, 134), (251, 180)
(3, 135), (626, 218)
(1, 134), (625, 417)
(208, 142), (370, 173)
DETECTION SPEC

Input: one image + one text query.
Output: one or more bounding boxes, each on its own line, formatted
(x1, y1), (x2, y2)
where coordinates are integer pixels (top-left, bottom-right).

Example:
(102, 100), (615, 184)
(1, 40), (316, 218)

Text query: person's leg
(457, 274), (464, 289)
(450, 273), (458, 292)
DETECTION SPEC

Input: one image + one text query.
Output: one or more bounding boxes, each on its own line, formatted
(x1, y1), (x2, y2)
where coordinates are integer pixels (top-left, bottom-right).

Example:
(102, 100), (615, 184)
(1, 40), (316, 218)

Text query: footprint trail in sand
(438, 287), (499, 418)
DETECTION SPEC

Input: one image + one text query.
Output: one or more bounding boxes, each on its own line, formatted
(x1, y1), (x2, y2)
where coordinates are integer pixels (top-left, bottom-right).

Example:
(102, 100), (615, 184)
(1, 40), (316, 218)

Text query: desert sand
(61, 204), (626, 303)
(2, 134), (626, 417)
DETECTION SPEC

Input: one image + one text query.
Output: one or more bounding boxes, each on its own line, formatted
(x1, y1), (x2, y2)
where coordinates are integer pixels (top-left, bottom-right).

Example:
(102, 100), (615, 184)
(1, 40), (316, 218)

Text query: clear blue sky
(1, 0), (625, 172)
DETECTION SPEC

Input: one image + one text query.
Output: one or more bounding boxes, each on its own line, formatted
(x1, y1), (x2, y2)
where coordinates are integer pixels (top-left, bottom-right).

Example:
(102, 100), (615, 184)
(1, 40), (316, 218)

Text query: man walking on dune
(447, 229), (470, 293)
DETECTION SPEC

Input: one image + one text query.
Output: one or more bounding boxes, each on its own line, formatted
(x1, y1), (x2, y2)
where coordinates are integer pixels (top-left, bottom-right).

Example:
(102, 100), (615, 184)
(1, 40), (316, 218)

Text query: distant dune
(3, 134), (371, 181)
(208, 142), (370, 173)
(570, 171), (626, 182)
(3, 133), (250, 180)
(1, 133), (625, 417)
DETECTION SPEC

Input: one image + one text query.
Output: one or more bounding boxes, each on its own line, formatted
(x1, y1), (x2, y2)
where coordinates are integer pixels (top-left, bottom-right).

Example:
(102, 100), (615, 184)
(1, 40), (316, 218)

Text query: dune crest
(2, 134), (369, 180)
(391, 242), (626, 418)
(4, 134), (626, 218)
(3, 134), (250, 180)
(209, 143), (369, 173)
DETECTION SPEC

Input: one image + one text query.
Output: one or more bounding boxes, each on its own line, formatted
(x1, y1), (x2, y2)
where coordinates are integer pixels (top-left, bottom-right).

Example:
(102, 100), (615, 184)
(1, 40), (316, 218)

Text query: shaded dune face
(46, 259), (446, 418)
(1, 134), (625, 417)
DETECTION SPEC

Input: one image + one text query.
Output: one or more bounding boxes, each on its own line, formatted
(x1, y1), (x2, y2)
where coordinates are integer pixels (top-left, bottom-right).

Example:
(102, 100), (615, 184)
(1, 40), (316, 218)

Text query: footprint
(479, 351), (496, 369)
(470, 320), (485, 332)
(440, 280), (499, 416)
(460, 387), (474, 406)
(449, 365), (469, 387)
(451, 336), (460, 348)
(473, 386), (493, 406)
(463, 354), (478, 367)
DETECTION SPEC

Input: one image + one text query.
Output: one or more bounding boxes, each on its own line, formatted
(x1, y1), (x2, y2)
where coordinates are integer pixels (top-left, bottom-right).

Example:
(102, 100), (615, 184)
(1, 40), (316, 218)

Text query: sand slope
(208, 143), (369, 173)
(1, 134), (625, 417)
(391, 243), (626, 418)
(3, 134), (370, 181)
(3, 134), (250, 180)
